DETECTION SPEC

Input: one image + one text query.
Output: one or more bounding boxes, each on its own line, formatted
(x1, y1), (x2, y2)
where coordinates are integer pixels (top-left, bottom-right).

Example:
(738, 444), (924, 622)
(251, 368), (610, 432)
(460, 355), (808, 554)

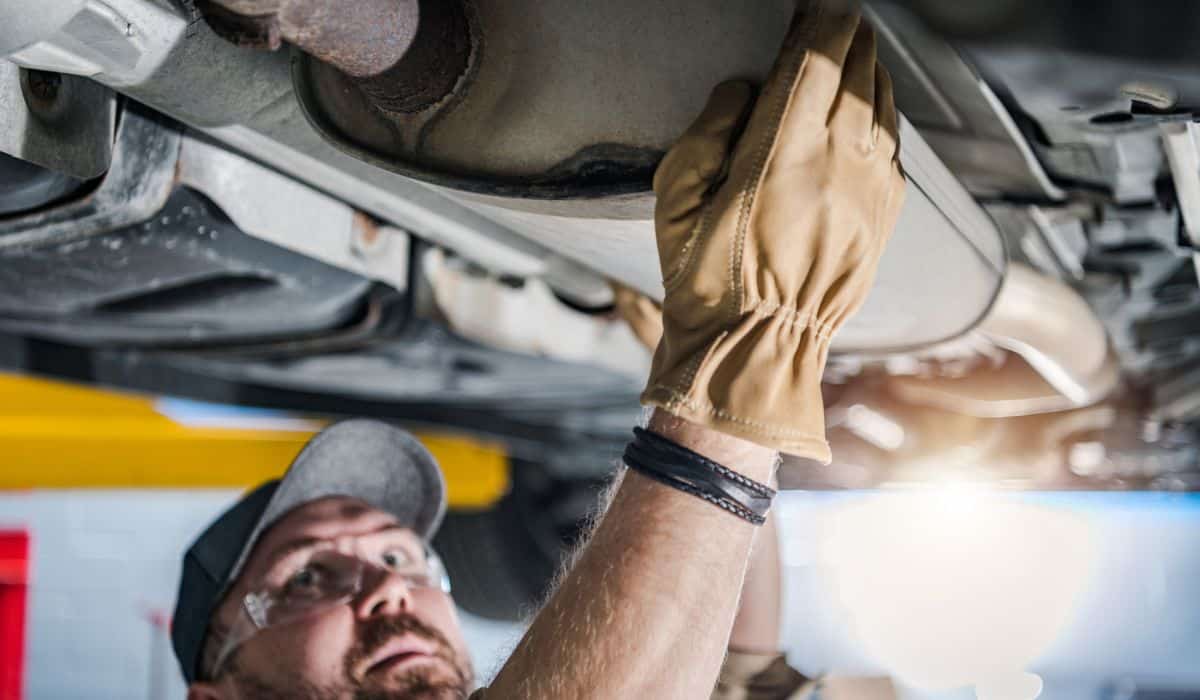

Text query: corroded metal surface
(199, 0), (443, 80)
(294, 1), (796, 201)
(0, 62), (115, 181)
(354, 0), (471, 113)
(199, 0), (471, 116)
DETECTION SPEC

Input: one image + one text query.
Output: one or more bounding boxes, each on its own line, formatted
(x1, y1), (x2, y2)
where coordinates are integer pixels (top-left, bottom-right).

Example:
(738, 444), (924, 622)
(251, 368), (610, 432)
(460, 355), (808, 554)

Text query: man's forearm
(484, 409), (778, 700)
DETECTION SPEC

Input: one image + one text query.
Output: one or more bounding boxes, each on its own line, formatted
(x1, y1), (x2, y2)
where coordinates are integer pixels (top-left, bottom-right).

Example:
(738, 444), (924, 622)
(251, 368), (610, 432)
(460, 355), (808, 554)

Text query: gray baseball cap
(171, 418), (447, 683)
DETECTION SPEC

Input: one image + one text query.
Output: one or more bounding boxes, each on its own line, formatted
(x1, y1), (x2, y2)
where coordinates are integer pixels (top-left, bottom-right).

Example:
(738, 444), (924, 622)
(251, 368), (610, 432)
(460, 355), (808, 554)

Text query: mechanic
(171, 3), (904, 698)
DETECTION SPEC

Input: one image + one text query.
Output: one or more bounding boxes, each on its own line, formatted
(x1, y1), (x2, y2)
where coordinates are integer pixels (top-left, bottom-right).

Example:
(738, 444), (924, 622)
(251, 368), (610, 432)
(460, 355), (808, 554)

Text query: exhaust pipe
(888, 264), (1119, 417)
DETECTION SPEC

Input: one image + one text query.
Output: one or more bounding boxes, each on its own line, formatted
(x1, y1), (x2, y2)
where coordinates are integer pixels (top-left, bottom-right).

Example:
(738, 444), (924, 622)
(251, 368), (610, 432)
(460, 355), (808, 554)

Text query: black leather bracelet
(622, 427), (776, 525)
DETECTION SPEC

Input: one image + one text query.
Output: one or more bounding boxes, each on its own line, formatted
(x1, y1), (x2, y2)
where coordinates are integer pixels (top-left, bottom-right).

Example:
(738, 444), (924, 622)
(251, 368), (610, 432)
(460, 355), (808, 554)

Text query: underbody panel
(0, 0), (1006, 353)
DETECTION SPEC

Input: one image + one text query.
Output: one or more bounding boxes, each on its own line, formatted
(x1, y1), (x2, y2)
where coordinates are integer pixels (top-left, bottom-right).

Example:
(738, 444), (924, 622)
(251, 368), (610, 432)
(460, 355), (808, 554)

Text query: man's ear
(186, 681), (224, 700)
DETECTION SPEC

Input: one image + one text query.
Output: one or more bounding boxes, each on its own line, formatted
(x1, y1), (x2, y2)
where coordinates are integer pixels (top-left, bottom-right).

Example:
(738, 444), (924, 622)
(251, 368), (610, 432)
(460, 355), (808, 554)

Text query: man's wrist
(647, 409), (780, 484)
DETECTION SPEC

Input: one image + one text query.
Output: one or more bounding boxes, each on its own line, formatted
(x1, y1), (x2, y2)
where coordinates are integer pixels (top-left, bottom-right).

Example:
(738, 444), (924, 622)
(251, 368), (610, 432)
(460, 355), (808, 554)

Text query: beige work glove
(643, 3), (905, 461)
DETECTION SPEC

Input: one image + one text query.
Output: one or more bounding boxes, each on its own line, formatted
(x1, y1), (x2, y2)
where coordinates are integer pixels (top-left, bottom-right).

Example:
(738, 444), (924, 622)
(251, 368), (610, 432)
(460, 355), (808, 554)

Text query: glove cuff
(641, 311), (833, 462)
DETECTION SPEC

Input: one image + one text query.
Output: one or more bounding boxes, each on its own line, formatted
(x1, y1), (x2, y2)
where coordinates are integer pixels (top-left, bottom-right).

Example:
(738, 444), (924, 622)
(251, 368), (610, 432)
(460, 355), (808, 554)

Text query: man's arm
(484, 410), (777, 699)
(481, 3), (901, 697)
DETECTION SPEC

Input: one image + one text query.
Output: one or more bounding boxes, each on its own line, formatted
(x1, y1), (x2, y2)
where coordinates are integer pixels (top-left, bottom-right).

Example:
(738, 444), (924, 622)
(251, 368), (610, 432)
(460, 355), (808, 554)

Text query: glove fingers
(771, 3), (860, 132)
(736, 4), (858, 176)
(654, 80), (755, 221)
(829, 21), (877, 145)
(653, 80), (754, 282)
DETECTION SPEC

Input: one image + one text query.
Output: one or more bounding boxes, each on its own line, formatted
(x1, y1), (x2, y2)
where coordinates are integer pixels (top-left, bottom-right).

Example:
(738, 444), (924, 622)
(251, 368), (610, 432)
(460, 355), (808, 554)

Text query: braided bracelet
(622, 427), (777, 525)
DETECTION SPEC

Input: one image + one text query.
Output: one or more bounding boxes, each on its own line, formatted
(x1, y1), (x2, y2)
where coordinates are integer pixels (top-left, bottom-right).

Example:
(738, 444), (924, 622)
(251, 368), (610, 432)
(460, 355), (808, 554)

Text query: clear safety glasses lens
(208, 547), (451, 679)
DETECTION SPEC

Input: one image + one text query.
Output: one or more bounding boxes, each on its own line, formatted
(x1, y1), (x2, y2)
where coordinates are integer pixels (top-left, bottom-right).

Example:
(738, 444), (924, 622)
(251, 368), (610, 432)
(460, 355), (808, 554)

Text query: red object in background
(0, 530), (29, 700)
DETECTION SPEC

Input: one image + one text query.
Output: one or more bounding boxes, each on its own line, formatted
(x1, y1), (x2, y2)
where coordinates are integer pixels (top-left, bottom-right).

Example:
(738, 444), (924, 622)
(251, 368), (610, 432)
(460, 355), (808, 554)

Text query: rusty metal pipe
(197, 0), (418, 76)
(199, 0), (469, 87)
(277, 0), (421, 78)
(199, 0), (470, 113)
(352, 0), (470, 113)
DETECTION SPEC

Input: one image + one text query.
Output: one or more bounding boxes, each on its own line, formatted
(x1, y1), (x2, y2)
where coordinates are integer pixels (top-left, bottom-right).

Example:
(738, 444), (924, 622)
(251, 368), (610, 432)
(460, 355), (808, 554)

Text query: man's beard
(229, 614), (474, 700)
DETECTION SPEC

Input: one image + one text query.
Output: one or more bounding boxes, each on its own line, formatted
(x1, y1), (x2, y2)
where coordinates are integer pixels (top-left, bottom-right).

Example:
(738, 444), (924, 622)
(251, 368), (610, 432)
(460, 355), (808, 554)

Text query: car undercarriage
(3, 6), (1200, 681)
(2, 0), (1199, 494)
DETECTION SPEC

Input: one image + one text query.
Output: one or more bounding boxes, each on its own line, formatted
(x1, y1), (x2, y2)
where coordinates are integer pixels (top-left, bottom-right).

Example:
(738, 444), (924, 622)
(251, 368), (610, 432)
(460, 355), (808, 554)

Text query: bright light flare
(975, 671), (1044, 700)
(816, 487), (1097, 694)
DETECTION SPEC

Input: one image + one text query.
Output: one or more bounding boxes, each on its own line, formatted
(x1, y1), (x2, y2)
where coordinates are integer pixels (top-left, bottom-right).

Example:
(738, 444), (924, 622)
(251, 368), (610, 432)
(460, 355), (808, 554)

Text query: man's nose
(354, 567), (415, 619)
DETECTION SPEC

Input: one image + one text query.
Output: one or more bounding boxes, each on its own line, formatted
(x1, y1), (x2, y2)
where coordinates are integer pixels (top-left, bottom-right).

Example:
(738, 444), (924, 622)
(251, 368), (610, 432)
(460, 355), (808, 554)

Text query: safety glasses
(206, 547), (450, 679)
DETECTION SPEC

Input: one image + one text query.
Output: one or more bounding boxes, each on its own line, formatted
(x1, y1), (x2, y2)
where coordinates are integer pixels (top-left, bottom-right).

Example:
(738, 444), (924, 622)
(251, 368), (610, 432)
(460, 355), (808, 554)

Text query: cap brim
(226, 418), (447, 584)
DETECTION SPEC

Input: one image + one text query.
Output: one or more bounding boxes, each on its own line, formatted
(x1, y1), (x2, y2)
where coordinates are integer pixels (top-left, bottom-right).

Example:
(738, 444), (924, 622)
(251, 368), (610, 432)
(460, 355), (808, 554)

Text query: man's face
(191, 497), (473, 700)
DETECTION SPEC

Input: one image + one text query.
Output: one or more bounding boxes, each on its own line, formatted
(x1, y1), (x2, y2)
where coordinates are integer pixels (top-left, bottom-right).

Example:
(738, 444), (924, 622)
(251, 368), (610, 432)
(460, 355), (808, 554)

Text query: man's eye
(284, 566), (322, 594)
(381, 549), (416, 571)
